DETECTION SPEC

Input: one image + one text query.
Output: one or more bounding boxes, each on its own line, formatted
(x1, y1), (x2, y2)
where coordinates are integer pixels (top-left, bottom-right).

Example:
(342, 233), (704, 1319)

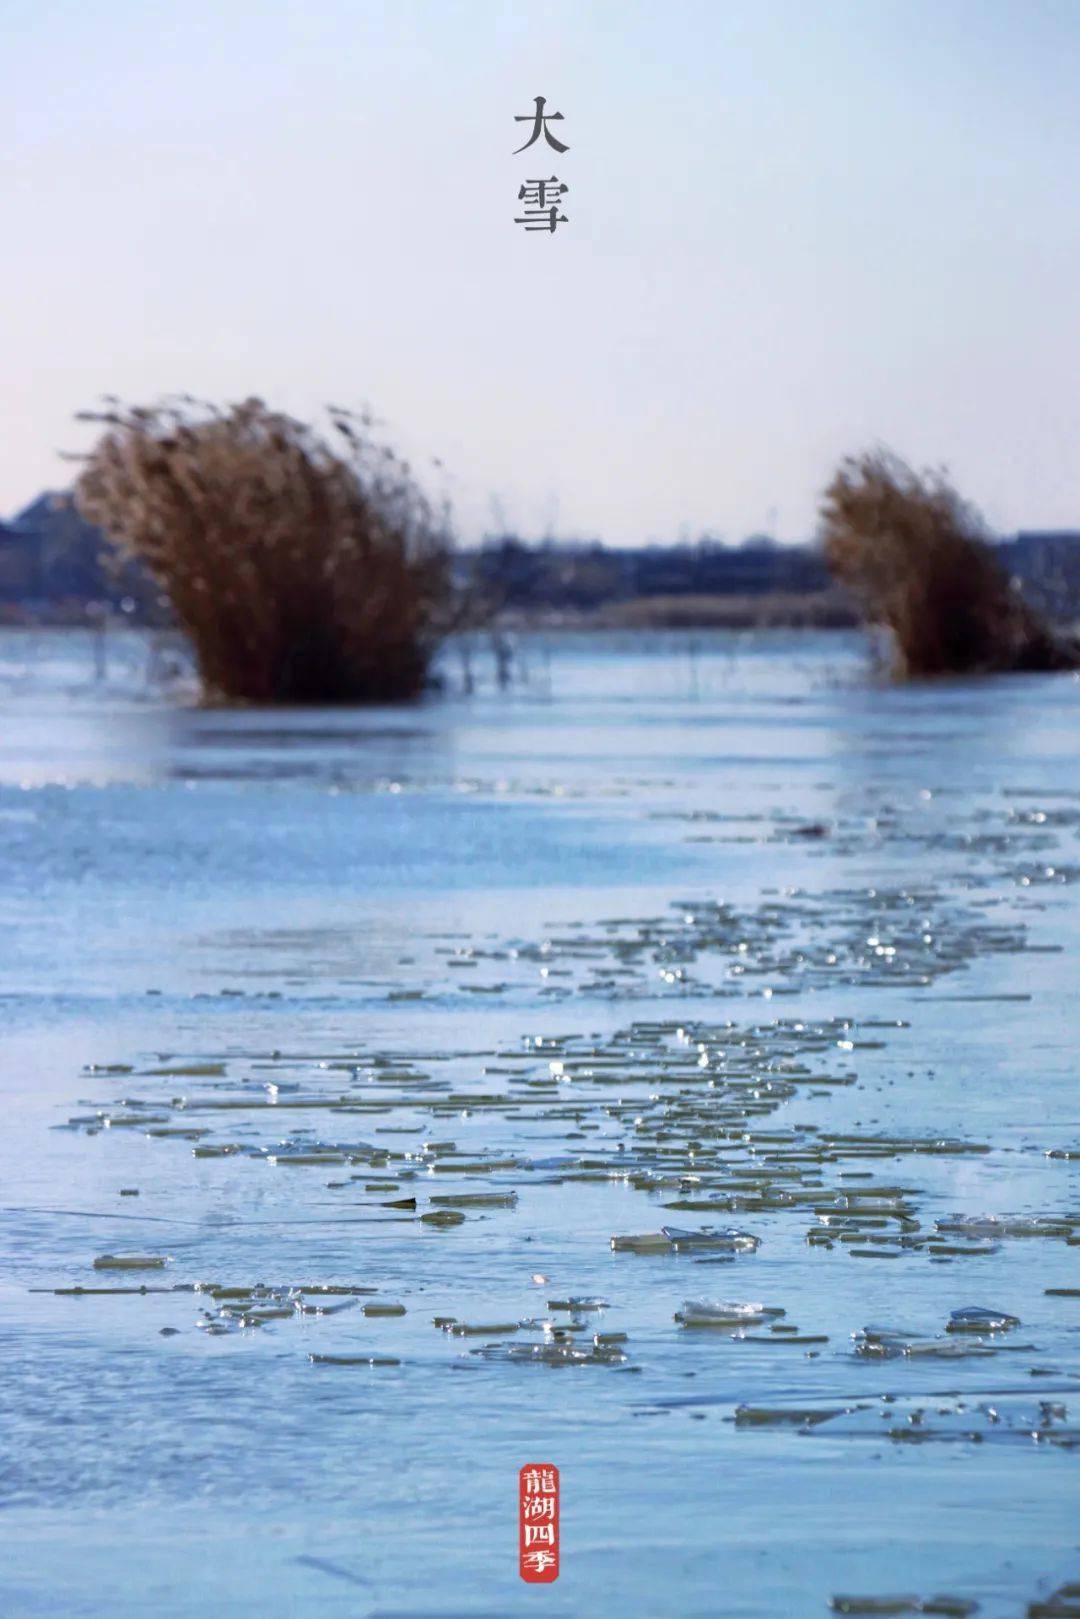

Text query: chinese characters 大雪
(513, 98), (569, 234)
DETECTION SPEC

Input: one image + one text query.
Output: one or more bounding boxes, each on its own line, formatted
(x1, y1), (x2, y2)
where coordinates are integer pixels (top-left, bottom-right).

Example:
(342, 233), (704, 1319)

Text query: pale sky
(4, 0), (1080, 543)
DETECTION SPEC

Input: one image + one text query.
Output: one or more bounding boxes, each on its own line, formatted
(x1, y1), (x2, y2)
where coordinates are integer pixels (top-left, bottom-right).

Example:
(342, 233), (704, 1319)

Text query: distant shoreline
(492, 591), (857, 631)
(0, 591), (858, 633)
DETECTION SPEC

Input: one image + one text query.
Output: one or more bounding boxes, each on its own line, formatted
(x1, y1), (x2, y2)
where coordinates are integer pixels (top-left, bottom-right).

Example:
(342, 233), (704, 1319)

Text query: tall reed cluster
(73, 397), (456, 703)
(820, 450), (1078, 678)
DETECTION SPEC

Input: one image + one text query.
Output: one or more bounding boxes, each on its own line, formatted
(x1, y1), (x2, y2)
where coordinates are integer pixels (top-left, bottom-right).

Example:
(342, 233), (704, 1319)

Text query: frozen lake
(1, 627), (1077, 1618)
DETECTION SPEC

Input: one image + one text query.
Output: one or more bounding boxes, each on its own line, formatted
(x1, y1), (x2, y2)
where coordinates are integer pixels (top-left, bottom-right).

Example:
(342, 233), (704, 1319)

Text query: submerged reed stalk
(820, 450), (1078, 678)
(73, 397), (456, 703)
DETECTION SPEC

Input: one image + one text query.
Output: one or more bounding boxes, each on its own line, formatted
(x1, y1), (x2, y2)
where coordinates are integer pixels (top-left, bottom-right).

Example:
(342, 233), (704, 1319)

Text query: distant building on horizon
(0, 491), (153, 614)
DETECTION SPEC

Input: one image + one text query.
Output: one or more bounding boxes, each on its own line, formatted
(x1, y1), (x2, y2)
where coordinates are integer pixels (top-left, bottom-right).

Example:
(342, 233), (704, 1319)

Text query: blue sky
(4, 0), (1080, 542)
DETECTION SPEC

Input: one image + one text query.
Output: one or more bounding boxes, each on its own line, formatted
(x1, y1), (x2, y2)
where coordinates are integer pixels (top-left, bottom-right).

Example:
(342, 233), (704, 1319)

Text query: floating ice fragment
(1027, 1582), (1080, 1618)
(662, 1225), (759, 1252)
(610, 1232), (671, 1253)
(675, 1299), (779, 1327)
(852, 1326), (998, 1360)
(829, 1599), (977, 1616)
(296, 1297), (358, 1317)
(268, 1152), (347, 1166)
(429, 1192), (517, 1208)
(612, 1226), (758, 1254)
(93, 1254), (169, 1271)
(946, 1306), (1020, 1334)
(445, 1321), (520, 1336)
(735, 1404), (844, 1428)
(310, 1354), (400, 1367)
(936, 1214), (1072, 1239)
(501, 1341), (627, 1367)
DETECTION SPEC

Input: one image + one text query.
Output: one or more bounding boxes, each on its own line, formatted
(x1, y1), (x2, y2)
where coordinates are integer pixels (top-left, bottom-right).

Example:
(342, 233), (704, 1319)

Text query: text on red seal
(519, 1463), (559, 1582)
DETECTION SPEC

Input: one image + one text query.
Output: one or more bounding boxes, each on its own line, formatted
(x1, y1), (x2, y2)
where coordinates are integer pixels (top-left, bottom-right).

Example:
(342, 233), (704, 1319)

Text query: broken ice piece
(945, 1306), (1020, 1333)
(610, 1232), (672, 1253)
(661, 1225), (760, 1252)
(675, 1299), (781, 1327)
(93, 1254), (169, 1270)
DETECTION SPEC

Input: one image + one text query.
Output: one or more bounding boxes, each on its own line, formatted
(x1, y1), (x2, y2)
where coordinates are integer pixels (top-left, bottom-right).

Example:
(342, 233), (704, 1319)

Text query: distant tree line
(466, 534), (830, 612)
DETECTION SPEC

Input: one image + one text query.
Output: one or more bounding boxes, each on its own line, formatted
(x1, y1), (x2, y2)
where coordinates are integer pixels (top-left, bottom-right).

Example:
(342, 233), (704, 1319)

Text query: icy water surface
(1, 628), (1078, 1619)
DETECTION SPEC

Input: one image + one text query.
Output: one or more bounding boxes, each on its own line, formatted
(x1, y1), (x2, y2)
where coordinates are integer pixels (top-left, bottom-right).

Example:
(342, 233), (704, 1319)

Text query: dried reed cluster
(820, 450), (1078, 677)
(73, 397), (456, 703)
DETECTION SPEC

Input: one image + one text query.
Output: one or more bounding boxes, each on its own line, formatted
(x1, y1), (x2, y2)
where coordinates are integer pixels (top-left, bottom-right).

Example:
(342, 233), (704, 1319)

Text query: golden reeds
(73, 397), (457, 703)
(820, 450), (1078, 677)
